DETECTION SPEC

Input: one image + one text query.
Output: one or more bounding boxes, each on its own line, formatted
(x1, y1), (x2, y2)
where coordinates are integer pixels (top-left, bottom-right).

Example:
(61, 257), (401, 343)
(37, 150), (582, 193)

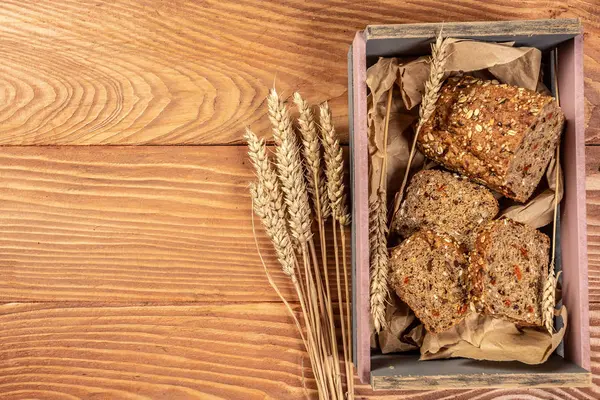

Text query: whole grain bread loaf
(417, 76), (565, 202)
(469, 218), (550, 326)
(390, 230), (470, 333)
(392, 169), (498, 249)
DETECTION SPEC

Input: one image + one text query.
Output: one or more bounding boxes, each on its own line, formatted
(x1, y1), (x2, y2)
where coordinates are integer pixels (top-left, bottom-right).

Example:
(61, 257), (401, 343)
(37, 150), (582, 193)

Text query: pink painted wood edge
(559, 34), (591, 371)
(351, 30), (370, 384)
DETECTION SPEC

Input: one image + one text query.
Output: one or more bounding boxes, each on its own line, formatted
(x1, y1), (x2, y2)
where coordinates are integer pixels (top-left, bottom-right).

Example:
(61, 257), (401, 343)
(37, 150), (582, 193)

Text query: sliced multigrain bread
(469, 218), (550, 326)
(390, 230), (470, 333)
(417, 76), (565, 202)
(392, 169), (498, 249)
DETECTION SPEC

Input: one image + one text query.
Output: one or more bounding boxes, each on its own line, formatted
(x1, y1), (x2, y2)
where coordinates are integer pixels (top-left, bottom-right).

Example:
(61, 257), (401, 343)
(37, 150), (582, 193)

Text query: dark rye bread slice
(417, 76), (565, 202)
(392, 169), (498, 249)
(469, 218), (550, 326)
(390, 230), (470, 333)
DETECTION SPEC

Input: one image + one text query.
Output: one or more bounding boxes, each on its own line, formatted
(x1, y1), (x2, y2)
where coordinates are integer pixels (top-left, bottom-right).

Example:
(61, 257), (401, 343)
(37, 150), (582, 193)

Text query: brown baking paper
(366, 58), (422, 204)
(399, 39), (542, 111)
(376, 295), (424, 354)
(421, 306), (567, 363)
(367, 39), (567, 362)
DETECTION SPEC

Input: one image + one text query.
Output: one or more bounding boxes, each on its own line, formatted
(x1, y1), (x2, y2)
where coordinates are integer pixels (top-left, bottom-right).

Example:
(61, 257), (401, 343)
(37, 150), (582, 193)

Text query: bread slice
(392, 169), (498, 249)
(469, 218), (550, 326)
(417, 76), (565, 202)
(390, 230), (470, 333)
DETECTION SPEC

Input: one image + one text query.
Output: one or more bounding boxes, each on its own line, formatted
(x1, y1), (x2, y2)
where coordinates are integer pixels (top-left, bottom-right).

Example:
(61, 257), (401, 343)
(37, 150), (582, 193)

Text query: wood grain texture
(0, 146), (350, 303)
(0, 144), (597, 399)
(0, 1), (599, 398)
(585, 145), (600, 304)
(0, 302), (599, 400)
(0, 0), (597, 144)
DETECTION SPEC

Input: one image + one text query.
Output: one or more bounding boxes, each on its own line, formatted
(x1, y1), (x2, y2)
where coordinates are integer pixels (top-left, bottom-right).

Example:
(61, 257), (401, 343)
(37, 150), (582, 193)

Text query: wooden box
(348, 19), (592, 390)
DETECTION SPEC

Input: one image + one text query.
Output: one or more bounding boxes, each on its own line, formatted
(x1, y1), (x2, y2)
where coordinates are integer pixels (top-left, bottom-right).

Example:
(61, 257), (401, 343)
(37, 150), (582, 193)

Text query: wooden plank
(370, 355), (590, 391)
(0, 302), (314, 399)
(0, 302), (599, 399)
(0, 143), (596, 305)
(366, 19), (582, 39)
(585, 146), (600, 304)
(0, 0), (598, 144)
(0, 146), (349, 303)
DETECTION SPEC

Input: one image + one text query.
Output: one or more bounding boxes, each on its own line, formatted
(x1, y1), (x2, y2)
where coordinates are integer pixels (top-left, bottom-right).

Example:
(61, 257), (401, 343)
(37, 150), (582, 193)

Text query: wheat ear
(294, 92), (332, 219)
(320, 102), (354, 399)
(369, 189), (390, 333)
(320, 102), (350, 226)
(267, 89), (315, 319)
(268, 89), (313, 244)
(245, 129), (296, 277)
(391, 31), (450, 228)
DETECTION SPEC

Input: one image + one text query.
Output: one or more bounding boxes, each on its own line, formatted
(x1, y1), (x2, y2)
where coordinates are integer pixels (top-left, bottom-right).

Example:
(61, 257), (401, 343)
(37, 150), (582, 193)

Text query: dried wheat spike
(245, 130), (296, 277)
(542, 267), (558, 334)
(319, 102), (350, 226)
(417, 32), (450, 131)
(267, 89), (313, 244)
(268, 88), (294, 145)
(294, 92), (332, 220)
(369, 189), (389, 333)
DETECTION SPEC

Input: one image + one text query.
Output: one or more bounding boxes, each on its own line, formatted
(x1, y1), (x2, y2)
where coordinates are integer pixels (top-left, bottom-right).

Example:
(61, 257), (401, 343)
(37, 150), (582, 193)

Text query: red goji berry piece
(513, 265), (522, 281)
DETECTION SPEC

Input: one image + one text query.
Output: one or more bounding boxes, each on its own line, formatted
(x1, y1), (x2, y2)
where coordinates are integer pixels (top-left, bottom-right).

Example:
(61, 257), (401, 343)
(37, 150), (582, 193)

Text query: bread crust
(417, 76), (565, 202)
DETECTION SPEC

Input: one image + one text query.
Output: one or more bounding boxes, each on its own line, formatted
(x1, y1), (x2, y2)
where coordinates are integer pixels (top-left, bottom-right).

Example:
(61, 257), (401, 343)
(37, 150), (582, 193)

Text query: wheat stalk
(246, 140), (328, 397)
(370, 89), (393, 333)
(542, 50), (560, 334)
(542, 50), (563, 335)
(543, 150), (560, 334)
(320, 101), (354, 399)
(246, 128), (335, 398)
(269, 89), (346, 398)
(391, 30), (450, 228)
(295, 92), (344, 395)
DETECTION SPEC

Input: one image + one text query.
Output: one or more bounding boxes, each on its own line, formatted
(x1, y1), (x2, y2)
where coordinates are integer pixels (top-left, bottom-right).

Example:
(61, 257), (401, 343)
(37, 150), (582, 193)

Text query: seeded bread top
(418, 76), (560, 190)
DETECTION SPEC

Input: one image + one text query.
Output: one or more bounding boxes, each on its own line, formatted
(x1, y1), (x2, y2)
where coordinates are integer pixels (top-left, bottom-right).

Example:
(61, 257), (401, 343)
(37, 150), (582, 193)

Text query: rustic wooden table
(0, 1), (598, 399)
